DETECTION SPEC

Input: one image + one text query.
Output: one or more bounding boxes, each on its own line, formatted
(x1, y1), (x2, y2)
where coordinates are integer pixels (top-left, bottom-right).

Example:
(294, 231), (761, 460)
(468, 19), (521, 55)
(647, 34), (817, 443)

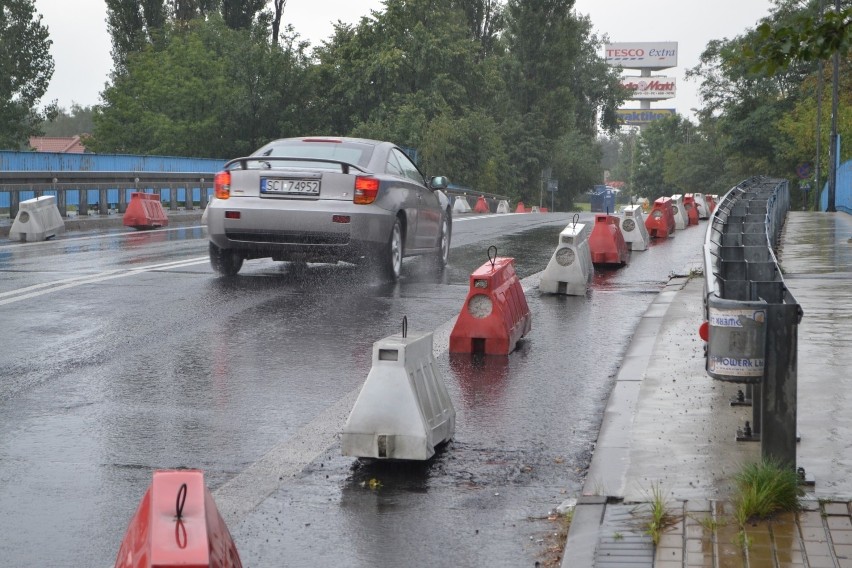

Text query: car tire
(380, 218), (403, 281)
(434, 212), (451, 269)
(209, 242), (243, 276)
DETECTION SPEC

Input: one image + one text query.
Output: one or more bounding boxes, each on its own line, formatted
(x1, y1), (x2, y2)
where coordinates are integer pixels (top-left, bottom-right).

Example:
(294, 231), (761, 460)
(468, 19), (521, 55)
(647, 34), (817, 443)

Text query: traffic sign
(796, 163), (812, 179)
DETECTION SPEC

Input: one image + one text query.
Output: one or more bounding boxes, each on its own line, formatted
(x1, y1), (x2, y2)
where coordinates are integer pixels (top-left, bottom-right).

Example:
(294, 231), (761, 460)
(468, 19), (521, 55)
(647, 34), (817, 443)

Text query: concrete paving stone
(658, 534), (682, 548)
(828, 516), (852, 530)
(834, 543), (852, 559)
(772, 535), (802, 551)
(744, 530), (772, 548)
(775, 547), (805, 564)
(800, 499), (821, 511)
(799, 511), (826, 527)
(685, 500), (712, 513)
(686, 539), (706, 553)
(718, 554), (746, 568)
(655, 562), (681, 568)
(655, 546), (683, 562)
(806, 555), (836, 568)
(745, 554), (777, 568)
(824, 503), (851, 516)
(830, 530), (852, 544)
(804, 539), (834, 557)
(685, 551), (714, 567)
(771, 512), (798, 527)
(800, 527), (829, 541)
(838, 558), (852, 568)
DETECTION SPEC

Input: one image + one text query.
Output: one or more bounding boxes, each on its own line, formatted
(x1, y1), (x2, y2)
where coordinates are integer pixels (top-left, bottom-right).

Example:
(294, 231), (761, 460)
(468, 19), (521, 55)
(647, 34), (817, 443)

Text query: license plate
(261, 178), (320, 195)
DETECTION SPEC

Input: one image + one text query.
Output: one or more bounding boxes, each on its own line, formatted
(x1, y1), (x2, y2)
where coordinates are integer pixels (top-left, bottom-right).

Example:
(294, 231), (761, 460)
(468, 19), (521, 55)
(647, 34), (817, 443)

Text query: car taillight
(354, 177), (380, 205)
(215, 171), (231, 199)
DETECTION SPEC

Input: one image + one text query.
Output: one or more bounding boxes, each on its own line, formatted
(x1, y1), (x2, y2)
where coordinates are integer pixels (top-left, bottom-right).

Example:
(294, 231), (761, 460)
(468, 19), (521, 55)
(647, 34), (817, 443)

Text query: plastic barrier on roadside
(449, 248), (532, 355)
(670, 194), (688, 230)
(539, 219), (594, 295)
(693, 193), (710, 219)
(124, 192), (169, 230)
(515, 202), (527, 213)
(540, 207), (549, 213)
(342, 323), (456, 461)
(705, 194), (717, 214)
(496, 200), (510, 214)
(619, 205), (650, 251)
(645, 197), (676, 238)
(588, 213), (630, 266)
(201, 198), (216, 225)
(530, 206), (541, 213)
(114, 470), (242, 568)
(637, 197), (650, 213)
(453, 196), (472, 214)
(473, 196), (489, 213)
(683, 194), (700, 226)
(9, 195), (65, 242)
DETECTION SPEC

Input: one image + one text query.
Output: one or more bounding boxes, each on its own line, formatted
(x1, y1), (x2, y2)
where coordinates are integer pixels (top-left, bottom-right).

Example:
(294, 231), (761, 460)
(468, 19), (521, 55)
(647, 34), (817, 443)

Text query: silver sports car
(206, 137), (452, 279)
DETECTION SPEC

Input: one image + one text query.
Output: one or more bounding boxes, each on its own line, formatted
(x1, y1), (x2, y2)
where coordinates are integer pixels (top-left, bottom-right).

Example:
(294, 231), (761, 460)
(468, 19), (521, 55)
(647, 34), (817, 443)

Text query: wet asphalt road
(0, 213), (705, 567)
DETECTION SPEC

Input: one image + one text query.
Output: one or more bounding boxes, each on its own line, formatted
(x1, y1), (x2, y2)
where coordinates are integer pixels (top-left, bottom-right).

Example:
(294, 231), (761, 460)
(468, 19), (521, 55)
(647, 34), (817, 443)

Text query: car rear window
(256, 140), (374, 170)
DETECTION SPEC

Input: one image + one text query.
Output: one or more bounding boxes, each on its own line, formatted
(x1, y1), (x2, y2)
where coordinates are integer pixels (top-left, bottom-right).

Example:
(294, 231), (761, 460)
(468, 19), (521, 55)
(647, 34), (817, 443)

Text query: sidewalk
(562, 212), (852, 568)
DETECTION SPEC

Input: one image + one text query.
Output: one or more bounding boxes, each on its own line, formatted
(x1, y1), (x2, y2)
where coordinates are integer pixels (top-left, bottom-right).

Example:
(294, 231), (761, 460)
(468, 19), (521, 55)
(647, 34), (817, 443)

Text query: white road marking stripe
(0, 257), (209, 306)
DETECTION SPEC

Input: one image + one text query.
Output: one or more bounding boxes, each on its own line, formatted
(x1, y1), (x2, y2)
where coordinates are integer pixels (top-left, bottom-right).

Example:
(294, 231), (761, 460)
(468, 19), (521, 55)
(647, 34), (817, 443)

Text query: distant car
(206, 137), (452, 279)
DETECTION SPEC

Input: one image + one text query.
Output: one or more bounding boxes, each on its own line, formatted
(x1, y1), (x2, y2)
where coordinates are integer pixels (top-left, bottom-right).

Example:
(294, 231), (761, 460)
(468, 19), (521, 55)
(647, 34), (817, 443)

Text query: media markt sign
(616, 109), (676, 126)
(621, 77), (676, 100)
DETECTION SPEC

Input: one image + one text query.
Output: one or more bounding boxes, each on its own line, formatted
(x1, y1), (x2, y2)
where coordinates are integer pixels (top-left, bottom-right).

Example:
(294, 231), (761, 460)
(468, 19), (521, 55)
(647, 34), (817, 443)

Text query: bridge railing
(0, 171), (213, 219)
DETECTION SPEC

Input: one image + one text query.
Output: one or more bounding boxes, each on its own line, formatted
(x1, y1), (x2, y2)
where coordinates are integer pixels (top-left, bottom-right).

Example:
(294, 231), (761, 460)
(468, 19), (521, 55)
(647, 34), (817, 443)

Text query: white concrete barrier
(539, 222), (594, 295)
(694, 193), (710, 219)
(9, 196), (65, 242)
(670, 194), (688, 230)
(342, 329), (455, 461)
(619, 205), (650, 251)
(453, 196), (472, 213)
(201, 197), (216, 224)
(496, 200), (510, 214)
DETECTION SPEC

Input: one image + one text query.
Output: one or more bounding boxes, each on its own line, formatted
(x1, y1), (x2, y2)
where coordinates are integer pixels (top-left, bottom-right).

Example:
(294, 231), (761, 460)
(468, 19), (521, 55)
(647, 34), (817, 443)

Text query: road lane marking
(0, 257), (209, 306)
(215, 273), (541, 526)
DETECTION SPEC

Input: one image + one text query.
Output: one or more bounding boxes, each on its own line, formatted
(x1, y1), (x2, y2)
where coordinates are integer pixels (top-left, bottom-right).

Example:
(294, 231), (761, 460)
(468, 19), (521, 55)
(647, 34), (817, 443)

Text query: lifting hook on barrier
(572, 213), (580, 229)
(175, 482), (187, 519)
(488, 245), (498, 269)
(402, 315), (408, 338)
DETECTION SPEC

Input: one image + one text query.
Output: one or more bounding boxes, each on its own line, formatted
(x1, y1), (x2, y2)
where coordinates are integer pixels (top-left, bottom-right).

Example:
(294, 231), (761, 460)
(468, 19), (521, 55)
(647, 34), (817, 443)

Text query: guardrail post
(99, 187), (109, 215)
(10, 189), (20, 219)
(184, 184), (193, 210)
(760, 302), (800, 468)
(199, 178), (208, 209)
(80, 186), (89, 216)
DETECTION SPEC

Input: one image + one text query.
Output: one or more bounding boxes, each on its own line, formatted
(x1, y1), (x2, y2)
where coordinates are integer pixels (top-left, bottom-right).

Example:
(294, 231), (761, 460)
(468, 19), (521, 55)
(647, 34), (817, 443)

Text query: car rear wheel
(209, 242), (243, 276)
(380, 218), (403, 281)
(434, 212), (451, 269)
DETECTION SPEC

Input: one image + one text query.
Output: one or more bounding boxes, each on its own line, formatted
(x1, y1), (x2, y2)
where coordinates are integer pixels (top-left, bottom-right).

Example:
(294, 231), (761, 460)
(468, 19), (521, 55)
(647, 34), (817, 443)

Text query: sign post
(547, 179), (558, 212)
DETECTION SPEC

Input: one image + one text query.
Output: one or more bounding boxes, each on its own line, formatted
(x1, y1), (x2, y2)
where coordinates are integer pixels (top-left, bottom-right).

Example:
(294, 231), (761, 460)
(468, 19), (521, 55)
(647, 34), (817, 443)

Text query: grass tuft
(733, 458), (802, 525)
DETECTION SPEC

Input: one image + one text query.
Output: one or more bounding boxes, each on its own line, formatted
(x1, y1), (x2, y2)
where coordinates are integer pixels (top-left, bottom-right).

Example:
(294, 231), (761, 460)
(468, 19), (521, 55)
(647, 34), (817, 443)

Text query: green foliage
(733, 458), (802, 525)
(0, 0), (56, 149)
(42, 104), (95, 137)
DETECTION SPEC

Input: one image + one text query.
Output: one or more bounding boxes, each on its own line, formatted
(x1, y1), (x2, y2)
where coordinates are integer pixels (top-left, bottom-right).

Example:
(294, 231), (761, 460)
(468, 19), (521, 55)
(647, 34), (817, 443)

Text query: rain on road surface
(0, 213), (705, 566)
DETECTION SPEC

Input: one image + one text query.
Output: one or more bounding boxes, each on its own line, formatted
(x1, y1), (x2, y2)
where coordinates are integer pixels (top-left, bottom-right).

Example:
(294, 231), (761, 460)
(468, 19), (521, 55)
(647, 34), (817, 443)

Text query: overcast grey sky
(34, 0), (774, 121)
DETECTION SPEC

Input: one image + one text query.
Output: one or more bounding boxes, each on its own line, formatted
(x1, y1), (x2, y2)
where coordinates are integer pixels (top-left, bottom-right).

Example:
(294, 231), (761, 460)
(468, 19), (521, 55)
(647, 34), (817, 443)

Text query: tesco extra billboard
(605, 42), (678, 69)
(621, 77), (677, 100)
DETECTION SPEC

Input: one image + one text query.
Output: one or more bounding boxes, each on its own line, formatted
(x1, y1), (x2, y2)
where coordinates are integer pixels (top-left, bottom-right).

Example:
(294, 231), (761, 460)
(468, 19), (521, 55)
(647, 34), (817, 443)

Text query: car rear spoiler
(224, 156), (367, 175)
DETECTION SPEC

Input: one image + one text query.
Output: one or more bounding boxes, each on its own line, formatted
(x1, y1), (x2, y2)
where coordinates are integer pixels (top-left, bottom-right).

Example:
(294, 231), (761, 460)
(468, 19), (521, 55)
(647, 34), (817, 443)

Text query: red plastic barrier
(705, 194), (717, 214)
(115, 470), (242, 568)
(644, 197), (676, 238)
(539, 207), (548, 213)
(474, 196), (489, 213)
(450, 254), (532, 355)
(588, 213), (629, 266)
(683, 194), (700, 226)
(124, 192), (169, 230)
(515, 202), (527, 213)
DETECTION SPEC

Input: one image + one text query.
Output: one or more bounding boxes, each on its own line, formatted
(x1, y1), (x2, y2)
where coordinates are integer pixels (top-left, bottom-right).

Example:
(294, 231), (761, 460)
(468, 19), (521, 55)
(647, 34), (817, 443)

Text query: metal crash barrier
(702, 176), (804, 472)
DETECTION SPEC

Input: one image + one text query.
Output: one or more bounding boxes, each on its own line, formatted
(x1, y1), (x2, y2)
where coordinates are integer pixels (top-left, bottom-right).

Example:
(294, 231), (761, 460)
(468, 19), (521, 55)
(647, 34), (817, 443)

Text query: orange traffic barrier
(683, 194), (700, 226)
(450, 247), (532, 355)
(705, 194), (717, 214)
(515, 202), (527, 213)
(540, 207), (549, 213)
(588, 213), (629, 266)
(474, 195), (489, 213)
(645, 197), (676, 238)
(124, 192), (169, 230)
(114, 470), (242, 568)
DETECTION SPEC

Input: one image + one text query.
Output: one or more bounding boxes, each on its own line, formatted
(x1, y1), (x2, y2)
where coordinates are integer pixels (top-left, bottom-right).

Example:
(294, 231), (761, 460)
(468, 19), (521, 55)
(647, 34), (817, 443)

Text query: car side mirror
(430, 176), (449, 190)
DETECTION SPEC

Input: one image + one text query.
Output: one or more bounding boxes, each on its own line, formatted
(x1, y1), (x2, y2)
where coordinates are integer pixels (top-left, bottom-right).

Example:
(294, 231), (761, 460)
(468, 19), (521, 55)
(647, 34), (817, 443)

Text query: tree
(0, 0), (56, 149)
(42, 104), (95, 137)
(221, 0), (265, 30)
